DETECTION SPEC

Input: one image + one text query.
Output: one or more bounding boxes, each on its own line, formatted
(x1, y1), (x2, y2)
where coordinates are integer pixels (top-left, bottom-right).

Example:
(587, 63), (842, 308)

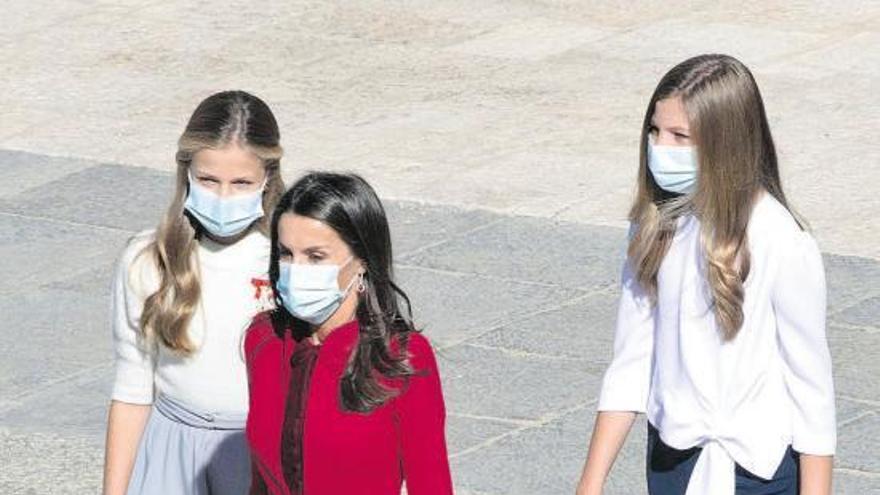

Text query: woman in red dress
(245, 172), (454, 495)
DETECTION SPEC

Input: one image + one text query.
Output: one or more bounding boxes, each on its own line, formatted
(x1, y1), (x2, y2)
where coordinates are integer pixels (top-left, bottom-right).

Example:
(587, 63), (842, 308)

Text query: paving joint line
(436, 287), (617, 352)
(449, 400), (595, 459)
(829, 321), (880, 334)
(396, 216), (508, 259)
(447, 412), (540, 427)
(838, 410), (877, 429)
(0, 361), (113, 413)
(397, 262), (586, 290)
(0, 211), (136, 235)
(837, 395), (880, 408)
(833, 467), (880, 479)
(464, 342), (585, 362)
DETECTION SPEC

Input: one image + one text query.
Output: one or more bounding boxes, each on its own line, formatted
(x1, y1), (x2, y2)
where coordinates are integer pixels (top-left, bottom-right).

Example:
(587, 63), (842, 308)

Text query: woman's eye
(199, 177), (218, 184)
(308, 254), (324, 263)
(674, 132), (690, 139)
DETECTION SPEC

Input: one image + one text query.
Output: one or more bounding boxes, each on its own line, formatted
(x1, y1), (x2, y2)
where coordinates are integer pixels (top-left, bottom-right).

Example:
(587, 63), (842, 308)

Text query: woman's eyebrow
(303, 246), (330, 254)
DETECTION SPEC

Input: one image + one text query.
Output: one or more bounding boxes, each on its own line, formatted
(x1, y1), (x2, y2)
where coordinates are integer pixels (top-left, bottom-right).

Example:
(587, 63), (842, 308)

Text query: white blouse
(598, 193), (836, 495)
(111, 229), (274, 414)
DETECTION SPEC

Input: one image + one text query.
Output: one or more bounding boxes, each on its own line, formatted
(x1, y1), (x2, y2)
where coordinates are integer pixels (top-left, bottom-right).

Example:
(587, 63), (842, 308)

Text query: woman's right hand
(103, 400), (151, 495)
(575, 411), (638, 495)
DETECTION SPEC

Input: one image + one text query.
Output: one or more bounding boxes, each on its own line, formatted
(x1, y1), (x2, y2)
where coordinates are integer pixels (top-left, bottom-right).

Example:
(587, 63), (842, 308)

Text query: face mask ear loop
(342, 273), (359, 296)
(337, 256), (366, 299)
(258, 171), (270, 192)
(186, 169), (197, 192)
(339, 257), (362, 296)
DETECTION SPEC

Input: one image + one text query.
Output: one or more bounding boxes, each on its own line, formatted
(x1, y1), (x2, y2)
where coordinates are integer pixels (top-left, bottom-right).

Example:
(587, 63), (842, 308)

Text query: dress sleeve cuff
(111, 387), (154, 405)
(597, 387), (647, 413)
(791, 431), (836, 456)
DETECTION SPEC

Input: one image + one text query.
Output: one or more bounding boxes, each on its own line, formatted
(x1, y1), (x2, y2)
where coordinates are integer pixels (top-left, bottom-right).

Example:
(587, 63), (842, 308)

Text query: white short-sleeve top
(111, 229), (274, 414)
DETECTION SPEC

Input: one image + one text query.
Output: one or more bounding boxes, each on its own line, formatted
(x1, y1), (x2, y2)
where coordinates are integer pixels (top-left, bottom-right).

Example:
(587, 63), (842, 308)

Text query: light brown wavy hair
(139, 90), (285, 354)
(629, 54), (800, 340)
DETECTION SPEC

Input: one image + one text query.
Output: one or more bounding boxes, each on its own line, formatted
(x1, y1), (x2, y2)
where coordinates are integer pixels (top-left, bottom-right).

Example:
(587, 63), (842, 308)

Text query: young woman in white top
(102, 90), (285, 495)
(576, 54), (835, 495)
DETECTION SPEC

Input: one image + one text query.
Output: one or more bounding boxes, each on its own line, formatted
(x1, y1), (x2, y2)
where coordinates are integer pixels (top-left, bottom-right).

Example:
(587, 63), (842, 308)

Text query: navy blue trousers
(646, 424), (799, 495)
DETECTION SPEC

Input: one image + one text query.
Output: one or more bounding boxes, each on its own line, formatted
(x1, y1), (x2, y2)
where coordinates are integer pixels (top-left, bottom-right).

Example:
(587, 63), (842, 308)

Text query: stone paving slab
(451, 408), (649, 495)
(1, 364), (114, 437)
(385, 202), (500, 258)
(398, 265), (584, 347)
(2, 153), (879, 495)
(827, 326), (880, 402)
(446, 414), (520, 459)
(470, 290), (619, 363)
(0, 163), (172, 232)
(0, 214), (128, 295)
(0, 151), (99, 199)
(837, 412), (880, 474)
(401, 216), (626, 291)
(823, 254), (880, 315)
(0, 288), (112, 409)
(834, 297), (880, 329)
(2, 1), (878, 259)
(0, 430), (105, 495)
(440, 343), (601, 421)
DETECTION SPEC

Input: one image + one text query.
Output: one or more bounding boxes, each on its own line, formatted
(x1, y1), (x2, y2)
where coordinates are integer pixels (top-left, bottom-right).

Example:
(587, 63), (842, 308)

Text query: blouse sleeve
(773, 232), (836, 455)
(395, 333), (454, 495)
(110, 235), (158, 405)
(597, 258), (656, 412)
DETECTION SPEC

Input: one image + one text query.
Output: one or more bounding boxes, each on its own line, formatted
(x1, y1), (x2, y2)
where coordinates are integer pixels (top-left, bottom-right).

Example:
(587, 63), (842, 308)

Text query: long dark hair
(268, 172), (417, 413)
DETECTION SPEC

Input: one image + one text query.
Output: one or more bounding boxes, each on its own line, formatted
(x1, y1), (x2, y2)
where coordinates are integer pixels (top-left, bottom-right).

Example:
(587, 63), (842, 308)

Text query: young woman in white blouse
(576, 54), (835, 495)
(102, 91), (285, 495)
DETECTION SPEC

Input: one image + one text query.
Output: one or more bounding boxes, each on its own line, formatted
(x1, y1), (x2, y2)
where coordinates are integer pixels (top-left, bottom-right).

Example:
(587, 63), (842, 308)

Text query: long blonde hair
(139, 90), (285, 354)
(629, 54), (798, 340)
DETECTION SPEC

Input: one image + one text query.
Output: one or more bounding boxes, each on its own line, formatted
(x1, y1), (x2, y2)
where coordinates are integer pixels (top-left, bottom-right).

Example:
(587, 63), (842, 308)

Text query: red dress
(245, 315), (454, 495)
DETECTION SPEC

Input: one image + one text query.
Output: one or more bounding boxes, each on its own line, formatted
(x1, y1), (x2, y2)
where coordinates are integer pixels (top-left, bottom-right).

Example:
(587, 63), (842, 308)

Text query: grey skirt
(126, 394), (251, 495)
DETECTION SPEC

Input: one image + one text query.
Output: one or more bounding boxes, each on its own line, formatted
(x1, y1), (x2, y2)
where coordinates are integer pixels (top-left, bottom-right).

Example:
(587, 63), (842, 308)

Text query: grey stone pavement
(2, 152), (879, 494)
(1, 1), (879, 494)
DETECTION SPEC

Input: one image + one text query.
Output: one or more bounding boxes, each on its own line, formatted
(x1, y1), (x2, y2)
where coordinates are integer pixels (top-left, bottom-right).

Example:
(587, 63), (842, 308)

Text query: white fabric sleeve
(773, 232), (836, 455)
(597, 258), (655, 412)
(110, 236), (158, 405)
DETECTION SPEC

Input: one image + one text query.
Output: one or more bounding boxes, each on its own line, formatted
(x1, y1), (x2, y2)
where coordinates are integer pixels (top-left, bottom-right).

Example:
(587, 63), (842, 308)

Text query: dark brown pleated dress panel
(280, 339), (320, 495)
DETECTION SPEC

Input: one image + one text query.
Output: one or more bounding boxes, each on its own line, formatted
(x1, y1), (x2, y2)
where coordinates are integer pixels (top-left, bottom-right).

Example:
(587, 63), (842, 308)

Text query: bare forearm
(799, 454), (832, 495)
(576, 411), (637, 495)
(103, 401), (151, 495)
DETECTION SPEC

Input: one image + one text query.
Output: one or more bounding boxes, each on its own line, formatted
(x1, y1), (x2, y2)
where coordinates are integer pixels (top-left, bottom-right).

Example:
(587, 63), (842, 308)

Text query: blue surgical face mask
(647, 136), (698, 194)
(276, 257), (359, 325)
(184, 172), (266, 237)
